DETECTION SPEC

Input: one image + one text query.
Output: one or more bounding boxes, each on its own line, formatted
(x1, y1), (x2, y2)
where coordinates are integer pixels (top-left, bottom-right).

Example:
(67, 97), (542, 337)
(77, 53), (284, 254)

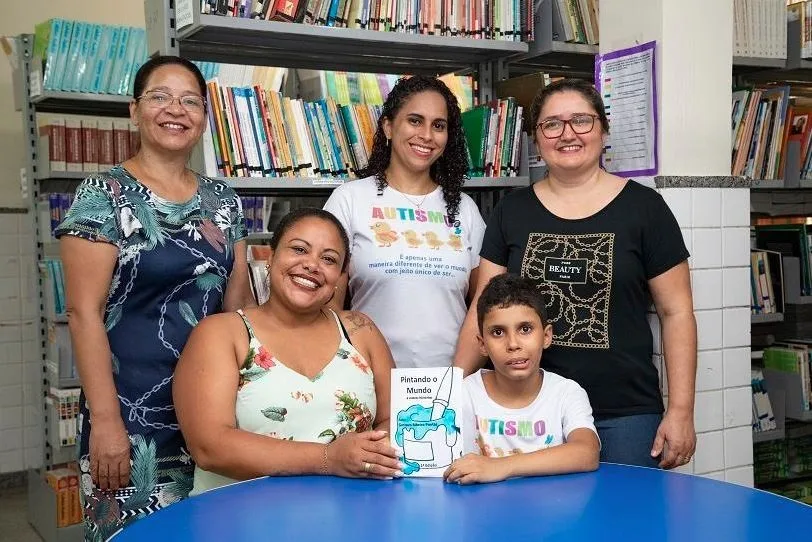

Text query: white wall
(0, 2), (144, 474)
(602, 0), (753, 485)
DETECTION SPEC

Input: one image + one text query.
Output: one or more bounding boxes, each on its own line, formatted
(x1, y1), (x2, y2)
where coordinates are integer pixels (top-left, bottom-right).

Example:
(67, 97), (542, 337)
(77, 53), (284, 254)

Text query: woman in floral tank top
(174, 208), (403, 490)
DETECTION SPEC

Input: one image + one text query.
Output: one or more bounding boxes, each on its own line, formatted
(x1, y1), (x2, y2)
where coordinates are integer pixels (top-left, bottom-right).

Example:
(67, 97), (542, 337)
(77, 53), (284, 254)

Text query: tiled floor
(0, 486), (43, 542)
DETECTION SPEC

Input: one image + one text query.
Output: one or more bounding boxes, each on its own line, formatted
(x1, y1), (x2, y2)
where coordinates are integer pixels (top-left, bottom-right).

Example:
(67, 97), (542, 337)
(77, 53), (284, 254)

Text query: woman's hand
(325, 430), (402, 479)
(651, 408), (696, 470)
(89, 417), (131, 490)
(443, 454), (508, 485)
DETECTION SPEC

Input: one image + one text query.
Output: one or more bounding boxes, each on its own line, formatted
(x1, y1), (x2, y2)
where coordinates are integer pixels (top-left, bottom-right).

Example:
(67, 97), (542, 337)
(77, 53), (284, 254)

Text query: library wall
(602, 0), (755, 485)
(0, 1), (144, 474)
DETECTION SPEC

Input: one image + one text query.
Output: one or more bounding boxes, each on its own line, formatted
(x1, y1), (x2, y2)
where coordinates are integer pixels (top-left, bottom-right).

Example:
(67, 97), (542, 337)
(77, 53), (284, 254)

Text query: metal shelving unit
(146, 0), (532, 190)
(751, 313), (784, 324)
(13, 33), (135, 542)
(508, 0), (596, 76)
(224, 175), (531, 191)
(30, 91), (131, 116)
(171, 12), (527, 75)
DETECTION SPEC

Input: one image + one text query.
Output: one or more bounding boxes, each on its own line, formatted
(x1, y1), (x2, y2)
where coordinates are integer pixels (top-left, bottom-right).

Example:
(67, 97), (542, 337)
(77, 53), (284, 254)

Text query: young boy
(444, 274), (600, 484)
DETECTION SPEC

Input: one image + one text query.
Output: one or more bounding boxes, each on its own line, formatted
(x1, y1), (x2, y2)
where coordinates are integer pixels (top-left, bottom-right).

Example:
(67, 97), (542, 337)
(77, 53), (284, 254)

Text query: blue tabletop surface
(112, 463), (811, 541)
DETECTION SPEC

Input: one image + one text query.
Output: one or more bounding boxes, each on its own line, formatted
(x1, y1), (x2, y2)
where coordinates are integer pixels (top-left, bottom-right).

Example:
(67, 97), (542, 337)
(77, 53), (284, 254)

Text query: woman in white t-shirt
(325, 75), (485, 369)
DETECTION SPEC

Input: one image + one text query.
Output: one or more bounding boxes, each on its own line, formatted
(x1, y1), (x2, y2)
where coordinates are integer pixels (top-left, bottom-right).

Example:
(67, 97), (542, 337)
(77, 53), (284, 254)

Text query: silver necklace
(389, 184), (433, 209)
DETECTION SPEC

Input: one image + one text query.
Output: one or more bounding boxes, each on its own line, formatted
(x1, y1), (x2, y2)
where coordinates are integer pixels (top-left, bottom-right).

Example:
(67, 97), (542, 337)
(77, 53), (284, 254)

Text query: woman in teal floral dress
(55, 56), (253, 541)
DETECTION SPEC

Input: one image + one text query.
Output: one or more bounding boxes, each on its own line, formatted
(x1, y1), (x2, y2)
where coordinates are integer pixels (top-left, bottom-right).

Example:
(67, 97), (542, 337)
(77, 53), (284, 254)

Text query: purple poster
(594, 41), (658, 177)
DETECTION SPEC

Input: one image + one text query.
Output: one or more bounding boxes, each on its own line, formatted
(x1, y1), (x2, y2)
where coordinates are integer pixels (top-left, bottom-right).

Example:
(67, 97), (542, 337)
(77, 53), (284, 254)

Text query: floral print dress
(189, 309), (376, 495)
(54, 165), (246, 542)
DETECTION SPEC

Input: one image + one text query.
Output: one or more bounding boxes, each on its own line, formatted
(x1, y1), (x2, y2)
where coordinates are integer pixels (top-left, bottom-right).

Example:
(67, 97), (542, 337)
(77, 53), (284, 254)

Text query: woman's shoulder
(77, 167), (134, 194)
(197, 174), (241, 202)
(335, 176), (378, 195)
(496, 184), (536, 207)
(337, 309), (378, 338)
(620, 178), (665, 203)
(192, 311), (245, 341)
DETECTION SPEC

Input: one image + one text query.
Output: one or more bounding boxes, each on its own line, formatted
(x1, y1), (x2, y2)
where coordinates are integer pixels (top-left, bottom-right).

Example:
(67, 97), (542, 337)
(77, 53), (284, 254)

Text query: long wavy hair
(359, 75), (468, 223)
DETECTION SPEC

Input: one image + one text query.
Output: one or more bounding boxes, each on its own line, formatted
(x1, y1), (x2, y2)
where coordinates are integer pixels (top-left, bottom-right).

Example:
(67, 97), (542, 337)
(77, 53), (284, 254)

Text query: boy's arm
(444, 381), (600, 484)
(500, 429), (599, 477)
(443, 429), (599, 484)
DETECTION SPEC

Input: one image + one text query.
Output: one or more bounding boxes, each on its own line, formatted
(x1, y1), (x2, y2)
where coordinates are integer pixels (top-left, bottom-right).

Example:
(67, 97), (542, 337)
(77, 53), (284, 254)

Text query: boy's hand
(443, 454), (508, 485)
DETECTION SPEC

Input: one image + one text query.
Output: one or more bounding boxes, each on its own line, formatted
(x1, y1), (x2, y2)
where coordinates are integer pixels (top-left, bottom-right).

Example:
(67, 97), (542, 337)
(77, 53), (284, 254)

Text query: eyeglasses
(536, 114), (599, 139)
(136, 90), (207, 113)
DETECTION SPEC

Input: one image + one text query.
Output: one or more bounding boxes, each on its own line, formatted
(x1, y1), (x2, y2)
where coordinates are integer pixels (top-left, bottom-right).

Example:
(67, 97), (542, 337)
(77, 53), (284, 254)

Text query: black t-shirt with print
(480, 181), (690, 417)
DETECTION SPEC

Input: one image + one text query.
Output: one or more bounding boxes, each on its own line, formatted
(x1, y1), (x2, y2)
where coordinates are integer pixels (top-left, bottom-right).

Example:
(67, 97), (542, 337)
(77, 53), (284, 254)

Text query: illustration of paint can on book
(390, 366), (464, 477)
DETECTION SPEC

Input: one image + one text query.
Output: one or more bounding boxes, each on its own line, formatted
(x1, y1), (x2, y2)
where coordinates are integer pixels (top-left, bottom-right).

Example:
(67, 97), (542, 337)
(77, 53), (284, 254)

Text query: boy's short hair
(477, 274), (549, 332)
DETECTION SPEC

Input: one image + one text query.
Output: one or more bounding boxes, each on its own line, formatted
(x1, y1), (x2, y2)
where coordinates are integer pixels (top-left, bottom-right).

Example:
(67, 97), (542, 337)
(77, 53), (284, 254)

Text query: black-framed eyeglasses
(136, 90), (207, 113)
(536, 114), (599, 139)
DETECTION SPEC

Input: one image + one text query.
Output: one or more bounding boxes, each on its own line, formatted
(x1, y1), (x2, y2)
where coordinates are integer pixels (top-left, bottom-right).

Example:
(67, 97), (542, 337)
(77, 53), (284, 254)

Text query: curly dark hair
(477, 274), (549, 333)
(270, 207), (351, 273)
(358, 75), (468, 223)
(529, 78), (610, 141)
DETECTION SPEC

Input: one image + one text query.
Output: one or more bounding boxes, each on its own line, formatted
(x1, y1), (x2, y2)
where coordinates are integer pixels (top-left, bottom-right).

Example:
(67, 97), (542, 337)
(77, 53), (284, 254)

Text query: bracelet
(321, 442), (331, 475)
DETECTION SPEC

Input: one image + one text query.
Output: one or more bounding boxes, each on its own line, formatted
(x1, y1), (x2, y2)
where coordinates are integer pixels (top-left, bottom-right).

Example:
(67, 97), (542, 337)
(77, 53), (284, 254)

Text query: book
(390, 366), (464, 477)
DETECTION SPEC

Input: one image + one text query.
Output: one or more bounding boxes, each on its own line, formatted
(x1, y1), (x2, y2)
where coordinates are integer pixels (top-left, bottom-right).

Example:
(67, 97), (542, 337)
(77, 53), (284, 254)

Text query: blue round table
(112, 463), (811, 541)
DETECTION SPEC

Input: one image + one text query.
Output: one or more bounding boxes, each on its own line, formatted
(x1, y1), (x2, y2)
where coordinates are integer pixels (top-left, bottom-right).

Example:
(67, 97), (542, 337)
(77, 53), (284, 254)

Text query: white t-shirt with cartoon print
(462, 369), (598, 457)
(324, 176), (486, 368)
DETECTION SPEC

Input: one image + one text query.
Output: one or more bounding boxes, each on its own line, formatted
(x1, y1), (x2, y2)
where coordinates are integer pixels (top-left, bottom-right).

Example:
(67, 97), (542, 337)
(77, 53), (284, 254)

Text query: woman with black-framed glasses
(55, 55), (253, 540)
(454, 78), (697, 473)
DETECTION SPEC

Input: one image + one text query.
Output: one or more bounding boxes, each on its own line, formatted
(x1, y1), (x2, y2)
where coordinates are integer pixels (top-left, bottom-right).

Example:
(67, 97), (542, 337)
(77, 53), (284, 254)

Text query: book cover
(390, 366), (464, 477)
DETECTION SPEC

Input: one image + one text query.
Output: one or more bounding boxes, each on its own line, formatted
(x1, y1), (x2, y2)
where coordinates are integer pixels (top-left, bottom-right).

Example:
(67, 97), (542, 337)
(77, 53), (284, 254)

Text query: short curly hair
(358, 75), (468, 223)
(477, 274), (549, 333)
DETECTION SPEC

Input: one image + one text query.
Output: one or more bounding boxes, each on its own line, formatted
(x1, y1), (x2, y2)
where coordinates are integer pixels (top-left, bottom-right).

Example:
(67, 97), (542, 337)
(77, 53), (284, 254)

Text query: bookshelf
(225, 175), (531, 191)
(12, 32), (137, 542)
(30, 91), (131, 116)
(172, 13), (528, 75)
(146, 0), (533, 187)
(509, 0), (597, 76)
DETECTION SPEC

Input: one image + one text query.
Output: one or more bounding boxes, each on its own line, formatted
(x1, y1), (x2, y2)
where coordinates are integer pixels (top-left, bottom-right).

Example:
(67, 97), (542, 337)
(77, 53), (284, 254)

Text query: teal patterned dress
(54, 165), (247, 541)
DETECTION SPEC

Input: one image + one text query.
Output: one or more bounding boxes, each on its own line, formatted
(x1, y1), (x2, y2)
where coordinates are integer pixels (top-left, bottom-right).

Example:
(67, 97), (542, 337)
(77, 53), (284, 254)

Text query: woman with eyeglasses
(454, 79), (697, 471)
(55, 56), (253, 540)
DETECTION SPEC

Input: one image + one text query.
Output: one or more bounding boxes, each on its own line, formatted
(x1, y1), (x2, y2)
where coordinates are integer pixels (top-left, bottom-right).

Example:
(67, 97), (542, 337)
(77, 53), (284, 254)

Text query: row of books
(38, 115), (139, 174)
(731, 86), (790, 180)
(201, 0), (537, 41)
(203, 82), (383, 178)
(462, 98), (524, 178)
(763, 344), (812, 414)
(38, 194), (74, 241)
(299, 71), (474, 111)
(196, 61), (288, 91)
(734, 0), (788, 59)
(751, 249), (783, 315)
(753, 219), (812, 296)
(248, 245), (273, 305)
(243, 196), (276, 233)
(44, 468), (82, 527)
(46, 387), (81, 448)
(40, 259), (66, 318)
(34, 19), (146, 95)
(755, 435), (812, 486)
(551, 0), (599, 46)
(753, 368), (778, 432)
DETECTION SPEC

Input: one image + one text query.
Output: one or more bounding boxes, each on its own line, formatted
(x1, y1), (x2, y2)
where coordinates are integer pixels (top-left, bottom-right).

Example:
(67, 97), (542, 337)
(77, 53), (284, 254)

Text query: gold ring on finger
(363, 462), (371, 473)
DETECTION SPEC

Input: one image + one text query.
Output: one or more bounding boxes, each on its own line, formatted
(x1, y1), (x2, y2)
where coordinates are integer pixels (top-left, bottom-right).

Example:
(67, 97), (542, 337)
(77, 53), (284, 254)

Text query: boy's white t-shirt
(324, 176), (485, 368)
(462, 369), (598, 456)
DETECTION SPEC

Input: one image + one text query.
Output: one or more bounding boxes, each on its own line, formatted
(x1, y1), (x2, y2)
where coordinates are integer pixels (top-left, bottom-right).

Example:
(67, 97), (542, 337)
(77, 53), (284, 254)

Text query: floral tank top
(190, 309), (376, 495)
